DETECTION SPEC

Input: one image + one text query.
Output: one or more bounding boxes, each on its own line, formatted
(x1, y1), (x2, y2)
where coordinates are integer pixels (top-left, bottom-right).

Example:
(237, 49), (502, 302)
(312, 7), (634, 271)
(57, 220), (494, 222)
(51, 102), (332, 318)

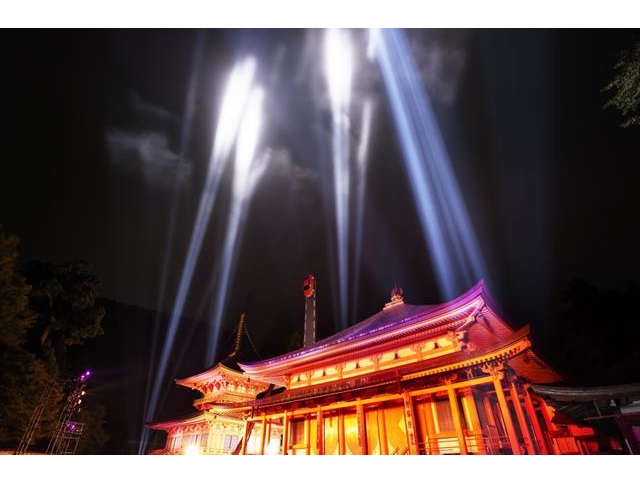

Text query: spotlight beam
(373, 28), (489, 299)
(206, 87), (265, 365)
(142, 30), (206, 443)
(325, 28), (353, 328)
(352, 98), (374, 322)
(140, 58), (256, 455)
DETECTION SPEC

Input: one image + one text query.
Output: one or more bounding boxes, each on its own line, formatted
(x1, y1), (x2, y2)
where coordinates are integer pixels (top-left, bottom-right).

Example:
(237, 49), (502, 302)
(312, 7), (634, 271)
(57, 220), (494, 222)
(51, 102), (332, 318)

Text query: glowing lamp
(303, 274), (315, 298)
(266, 437), (281, 455)
(183, 445), (200, 456)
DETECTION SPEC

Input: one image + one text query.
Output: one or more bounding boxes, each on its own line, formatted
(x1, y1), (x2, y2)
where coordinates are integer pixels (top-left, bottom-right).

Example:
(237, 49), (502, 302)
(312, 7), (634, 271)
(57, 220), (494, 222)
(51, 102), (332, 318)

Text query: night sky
(2, 28), (640, 449)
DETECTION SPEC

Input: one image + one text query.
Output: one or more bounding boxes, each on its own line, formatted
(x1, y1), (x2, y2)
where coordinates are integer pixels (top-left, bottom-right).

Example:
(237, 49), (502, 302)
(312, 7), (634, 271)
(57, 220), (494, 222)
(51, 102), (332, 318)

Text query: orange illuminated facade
(151, 280), (605, 455)
(149, 362), (281, 454)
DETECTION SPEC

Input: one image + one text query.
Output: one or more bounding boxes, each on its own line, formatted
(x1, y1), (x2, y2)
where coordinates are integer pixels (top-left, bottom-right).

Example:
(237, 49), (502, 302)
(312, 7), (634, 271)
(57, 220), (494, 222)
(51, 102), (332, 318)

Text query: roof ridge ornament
(384, 284), (405, 309)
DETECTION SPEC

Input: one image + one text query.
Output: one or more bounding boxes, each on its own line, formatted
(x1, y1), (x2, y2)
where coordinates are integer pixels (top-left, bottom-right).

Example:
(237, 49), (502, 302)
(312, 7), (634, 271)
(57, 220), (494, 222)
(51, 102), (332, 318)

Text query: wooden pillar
(264, 418), (273, 454)
(317, 407), (324, 455)
(536, 394), (559, 454)
(482, 393), (500, 454)
(522, 387), (549, 454)
(357, 401), (368, 455)
(282, 412), (289, 455)
(205, 425), (213, 454)
(402, 392), (419, 454)
(240, 418), (251, 455)
(423, 398), (438, 454)
(493, 376), (522, 455)
(338, 411), (346, 455)
(537, 397), (558, 435)
(259, 416), (267, 455)
(305, 414), (311, 455)
(482, 395), (496, 427)
(378, 407), (388, 455)
(462, 388), (486, 454)
(447, 386), (468, 455)
(509, 381), (535, 455)
(266, 418), (272, 453)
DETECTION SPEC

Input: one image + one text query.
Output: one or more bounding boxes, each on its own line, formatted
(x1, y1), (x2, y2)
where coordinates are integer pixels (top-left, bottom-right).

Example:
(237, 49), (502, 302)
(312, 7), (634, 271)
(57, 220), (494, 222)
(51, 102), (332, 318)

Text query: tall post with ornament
(303, 274), (317, 347)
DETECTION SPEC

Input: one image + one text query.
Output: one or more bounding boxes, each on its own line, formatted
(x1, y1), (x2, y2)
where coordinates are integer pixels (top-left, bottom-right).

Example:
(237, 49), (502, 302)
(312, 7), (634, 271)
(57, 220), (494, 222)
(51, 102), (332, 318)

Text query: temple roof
(239, 280), (493, 376)
(530, 383), (640, 403)
(175, 361), (250, 388)
(530, 383), (640, 426)
(148, 408), (245, 431)
(148, 411), (210, 430)
(211, 325), (564, 414)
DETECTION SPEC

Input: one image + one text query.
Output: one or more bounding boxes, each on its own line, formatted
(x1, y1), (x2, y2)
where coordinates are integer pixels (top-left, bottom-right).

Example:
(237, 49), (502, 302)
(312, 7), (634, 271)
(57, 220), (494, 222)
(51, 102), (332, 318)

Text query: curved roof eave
(239, 280), (492, 375)
(175, 361), (271, 390)
(148, 411), (211, 430)
(175, 362), (245, 387)
(229, 327), (544, 412)
(530, 383), (640, 403)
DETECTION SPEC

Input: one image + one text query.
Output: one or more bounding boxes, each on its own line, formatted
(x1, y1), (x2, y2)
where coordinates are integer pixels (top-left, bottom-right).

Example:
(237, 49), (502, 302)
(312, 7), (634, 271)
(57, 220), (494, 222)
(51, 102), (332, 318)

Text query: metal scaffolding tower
(15, 377), (58, 454)
(45, 371), (90, 455)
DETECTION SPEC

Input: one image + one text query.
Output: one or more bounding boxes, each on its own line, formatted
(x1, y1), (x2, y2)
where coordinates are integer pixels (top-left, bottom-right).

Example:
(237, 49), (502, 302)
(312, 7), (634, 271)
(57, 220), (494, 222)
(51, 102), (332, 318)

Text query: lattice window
(223, 434), (239, 452)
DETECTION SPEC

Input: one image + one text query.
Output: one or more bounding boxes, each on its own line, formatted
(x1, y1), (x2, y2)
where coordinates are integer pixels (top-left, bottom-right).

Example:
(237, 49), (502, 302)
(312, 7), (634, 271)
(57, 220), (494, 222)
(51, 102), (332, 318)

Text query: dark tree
(0, 227), (108, 451)
(0, 226), (36, 348)
(22, 260), (105, 370)
(0, 226), (62, 447)
(75, 400), (109, 454)
(604, 38), (640, 128)
(0, 348), (63, 446)
(549, 278), (640, 384)
(284, 330), (303, 352)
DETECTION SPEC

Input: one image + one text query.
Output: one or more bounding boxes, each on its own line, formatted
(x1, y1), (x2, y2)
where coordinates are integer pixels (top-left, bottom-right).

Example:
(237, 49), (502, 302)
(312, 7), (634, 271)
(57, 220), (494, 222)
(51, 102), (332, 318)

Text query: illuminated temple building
(150, 280), (630, 455)
(150, 361), (281, 454)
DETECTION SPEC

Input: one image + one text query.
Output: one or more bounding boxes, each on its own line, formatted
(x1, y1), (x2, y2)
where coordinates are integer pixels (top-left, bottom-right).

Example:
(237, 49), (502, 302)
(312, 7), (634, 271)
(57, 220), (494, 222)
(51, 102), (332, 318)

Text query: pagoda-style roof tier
(239, 280), (556, 388)
(148, 411), (213, 431)
(148, 408), (245, 433)
(175, 361), (271, 403)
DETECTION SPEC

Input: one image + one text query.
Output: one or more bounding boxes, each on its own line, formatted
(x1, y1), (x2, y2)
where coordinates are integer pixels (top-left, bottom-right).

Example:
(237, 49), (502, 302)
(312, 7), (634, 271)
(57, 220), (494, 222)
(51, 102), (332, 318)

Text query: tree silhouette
(0, 226), (36, 348)
(604, 38), (640, 128)
(0, 226), (108, 451)
(22, 260), (105, 370)
(0, 226), (61, 447)
(550, 278), (640, 384)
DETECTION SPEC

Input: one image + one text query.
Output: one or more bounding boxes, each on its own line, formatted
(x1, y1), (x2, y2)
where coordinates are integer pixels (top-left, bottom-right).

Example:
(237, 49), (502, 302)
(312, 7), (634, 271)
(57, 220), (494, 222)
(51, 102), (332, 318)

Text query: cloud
(410, 30), (470, 105)
(268, 44), (287, 87)
(131, 92), (178, 122)
(106, 129), (191, 188)
(261, 148), (319, 199)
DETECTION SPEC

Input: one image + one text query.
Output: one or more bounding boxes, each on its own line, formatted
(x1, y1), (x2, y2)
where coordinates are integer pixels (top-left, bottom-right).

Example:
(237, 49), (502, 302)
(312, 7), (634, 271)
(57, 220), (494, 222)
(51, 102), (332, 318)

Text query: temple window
(344, 361), (357, 372)
(173, 436), (182, 451)
(381, 352), (395, 363)
(435, 399), (454, 432)
(359, 358), (373, 368)
(223, 434), (239, 452)
(397, 347), (413, 358)
(291, 419), (305, 446)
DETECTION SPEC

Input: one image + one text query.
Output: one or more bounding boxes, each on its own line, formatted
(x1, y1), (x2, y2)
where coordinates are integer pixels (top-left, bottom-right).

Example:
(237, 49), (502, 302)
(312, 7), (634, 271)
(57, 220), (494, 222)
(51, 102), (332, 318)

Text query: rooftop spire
(384, 284), (405, 309)
(228, 313), (246, 358)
